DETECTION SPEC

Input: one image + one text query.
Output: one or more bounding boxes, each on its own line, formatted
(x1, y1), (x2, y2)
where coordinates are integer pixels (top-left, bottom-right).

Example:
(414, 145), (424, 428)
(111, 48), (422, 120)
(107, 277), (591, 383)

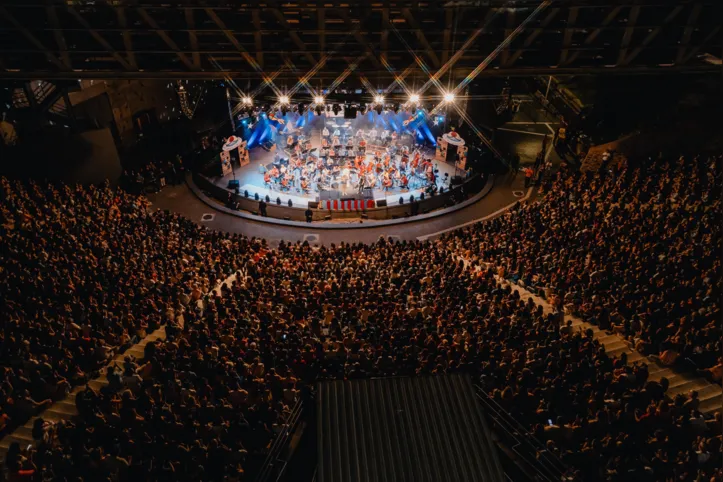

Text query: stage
(211, 116), (459, 208)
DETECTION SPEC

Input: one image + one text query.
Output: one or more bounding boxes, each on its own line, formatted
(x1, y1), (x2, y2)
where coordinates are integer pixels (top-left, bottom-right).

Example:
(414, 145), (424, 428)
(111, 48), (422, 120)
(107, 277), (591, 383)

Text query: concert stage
(212, 115), (460, 209)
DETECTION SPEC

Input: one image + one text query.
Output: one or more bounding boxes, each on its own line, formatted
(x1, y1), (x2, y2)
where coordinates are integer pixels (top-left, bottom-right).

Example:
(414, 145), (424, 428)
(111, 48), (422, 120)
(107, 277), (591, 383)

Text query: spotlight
(374, 94), (384, 104)
(408, 93), (420, 104)
(314, 95), (324, 105)
(243, 96), (253, 105)
(279, 95), (290, 105)
(443, 92), (455, 103)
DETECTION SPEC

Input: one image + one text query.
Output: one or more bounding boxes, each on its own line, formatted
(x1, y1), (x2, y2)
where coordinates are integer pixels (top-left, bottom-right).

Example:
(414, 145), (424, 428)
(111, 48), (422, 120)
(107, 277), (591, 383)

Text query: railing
(474, 385), (576, 482)
(254, 397), (305, 482)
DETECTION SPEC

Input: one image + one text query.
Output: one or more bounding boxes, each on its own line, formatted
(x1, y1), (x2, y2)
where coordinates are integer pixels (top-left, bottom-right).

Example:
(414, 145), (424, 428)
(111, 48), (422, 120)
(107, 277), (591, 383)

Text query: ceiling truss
(0, 1), (719, 82)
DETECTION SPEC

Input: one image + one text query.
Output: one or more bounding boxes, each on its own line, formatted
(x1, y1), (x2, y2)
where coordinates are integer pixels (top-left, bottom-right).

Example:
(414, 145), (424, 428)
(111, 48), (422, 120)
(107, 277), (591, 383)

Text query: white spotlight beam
(417, 8), (502, 95)
(453, 1), (552, 96)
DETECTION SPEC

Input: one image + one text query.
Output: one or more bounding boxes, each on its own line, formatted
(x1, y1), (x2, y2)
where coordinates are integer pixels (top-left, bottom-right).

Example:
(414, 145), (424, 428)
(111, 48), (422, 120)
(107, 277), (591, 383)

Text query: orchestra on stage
(261, 125), (439, 195)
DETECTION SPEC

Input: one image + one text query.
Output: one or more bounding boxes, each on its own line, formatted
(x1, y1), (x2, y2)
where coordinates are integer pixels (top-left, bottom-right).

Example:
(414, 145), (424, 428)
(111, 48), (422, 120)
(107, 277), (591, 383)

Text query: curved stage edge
(187, 173), (496, 230)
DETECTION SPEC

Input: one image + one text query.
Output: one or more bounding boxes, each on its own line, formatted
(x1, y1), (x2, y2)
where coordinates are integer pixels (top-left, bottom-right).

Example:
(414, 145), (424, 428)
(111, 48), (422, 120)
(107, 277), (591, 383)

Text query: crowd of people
(454, 154), (722, 379)
(0, 152), (720, 481)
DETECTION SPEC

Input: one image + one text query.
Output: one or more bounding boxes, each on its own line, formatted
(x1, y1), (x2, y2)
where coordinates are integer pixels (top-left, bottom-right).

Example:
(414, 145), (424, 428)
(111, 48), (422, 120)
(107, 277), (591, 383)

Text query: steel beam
(184, 7), (201, 69)
(116, 7), (137, 69)
(67, 6), (133, 71)
(565, 6), (623, 65)
(270, 8), (317, 65)
(1, 65), (717, 82)
(46, 4), (71, 69)
(0, 6), (67, 71)
(559, 7), (579, 66)
(677, 3), (703, 64)
(622, 4), (684, 65)
(318, 8), (325, 56)
(336, 9), (383, 69)
(381, 7), (389, 64)
(501, 8), (516, 67)
(507, 7), (560, 66)
(617, 4), (642, 65)
(137, 8), (196, 70)
(401, 8), (441, 68)
(442, 8), (454, 65)
(251, 9), (264, 67)
(682, 25), (721, 64)
(204, 8), (259, 72)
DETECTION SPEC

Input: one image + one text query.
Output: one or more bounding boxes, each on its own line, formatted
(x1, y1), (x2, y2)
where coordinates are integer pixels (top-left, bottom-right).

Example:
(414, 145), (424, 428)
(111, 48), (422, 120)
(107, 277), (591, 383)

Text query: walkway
(148, 174), (528, 246)
(0, 271), (240, 459)
(495, 277), (722, 415)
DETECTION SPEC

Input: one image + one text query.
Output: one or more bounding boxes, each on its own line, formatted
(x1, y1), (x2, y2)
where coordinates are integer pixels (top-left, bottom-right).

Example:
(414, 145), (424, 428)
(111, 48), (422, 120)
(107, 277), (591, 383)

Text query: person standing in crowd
(524, 166), (534, 187)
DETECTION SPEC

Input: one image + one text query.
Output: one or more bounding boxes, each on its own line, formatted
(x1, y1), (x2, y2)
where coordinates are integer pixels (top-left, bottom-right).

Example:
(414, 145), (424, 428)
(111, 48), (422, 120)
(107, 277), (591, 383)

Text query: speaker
(319, 190), (341, 201)
(376, 199), (387, 208)
(344, 105), (357, 119)
(227, 179), (240, 189)
(308, 201), (319, 209)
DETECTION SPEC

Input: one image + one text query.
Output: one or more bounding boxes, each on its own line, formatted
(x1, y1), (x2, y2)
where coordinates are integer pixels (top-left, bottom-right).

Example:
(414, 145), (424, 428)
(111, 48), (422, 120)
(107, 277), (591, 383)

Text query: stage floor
(210, 127), (457, 208)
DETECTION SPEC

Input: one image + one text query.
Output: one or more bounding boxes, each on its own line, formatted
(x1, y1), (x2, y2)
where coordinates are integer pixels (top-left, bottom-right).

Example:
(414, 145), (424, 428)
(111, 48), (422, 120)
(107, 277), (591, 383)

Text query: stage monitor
(344, 105), (357, 119)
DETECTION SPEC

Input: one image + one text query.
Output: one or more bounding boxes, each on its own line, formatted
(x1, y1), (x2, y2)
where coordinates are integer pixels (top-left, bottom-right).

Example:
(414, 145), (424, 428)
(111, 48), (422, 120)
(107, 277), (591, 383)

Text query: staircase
(0, 268), (243, 463)
(0, 328), (166, 457)
(499, 277), (722, 416)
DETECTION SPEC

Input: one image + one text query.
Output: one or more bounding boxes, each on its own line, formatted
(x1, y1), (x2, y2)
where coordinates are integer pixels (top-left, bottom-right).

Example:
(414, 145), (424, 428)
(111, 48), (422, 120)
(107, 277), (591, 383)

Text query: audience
(0, 153), (720, 482)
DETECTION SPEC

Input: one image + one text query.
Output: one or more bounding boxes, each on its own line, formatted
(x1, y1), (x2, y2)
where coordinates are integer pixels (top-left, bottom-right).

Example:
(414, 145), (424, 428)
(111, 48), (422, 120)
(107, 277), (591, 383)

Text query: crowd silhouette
(1, 152), (720, 481)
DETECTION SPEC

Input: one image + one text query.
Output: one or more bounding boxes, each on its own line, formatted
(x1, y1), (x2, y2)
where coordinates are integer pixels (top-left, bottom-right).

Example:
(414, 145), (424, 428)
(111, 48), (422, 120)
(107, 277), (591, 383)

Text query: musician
(391, 131), (398, 145)
(301, 178), (310, 192)
(264, 171), (272, 186)
(356, 128), (364, 139)
(382, 172), (393, 190)
(400, 174), (409, 189)
(383, 154), (391, 169)
(322, 126), (330, 138)
(357, 173), (366, 193)
(333, 127), (341, 137)
(369, 127), (378, 141)
(381, 129), (390, 144)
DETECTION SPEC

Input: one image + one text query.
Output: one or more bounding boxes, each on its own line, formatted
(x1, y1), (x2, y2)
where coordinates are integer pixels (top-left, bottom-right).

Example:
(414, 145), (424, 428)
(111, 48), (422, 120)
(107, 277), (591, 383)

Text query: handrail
(474, 385), (577, 482)
(254, 397), (305, 482)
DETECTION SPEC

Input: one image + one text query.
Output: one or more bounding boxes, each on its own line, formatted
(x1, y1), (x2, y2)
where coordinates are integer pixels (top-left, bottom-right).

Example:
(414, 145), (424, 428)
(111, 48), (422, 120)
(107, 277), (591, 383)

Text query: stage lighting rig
(374, 94), (385, 104)
(279, 95), (290, 105)
(443, 92), (455, 103)
(314, 95), (325, 105)
(408, 93), (420, 104)
(242, 96), (253, 105)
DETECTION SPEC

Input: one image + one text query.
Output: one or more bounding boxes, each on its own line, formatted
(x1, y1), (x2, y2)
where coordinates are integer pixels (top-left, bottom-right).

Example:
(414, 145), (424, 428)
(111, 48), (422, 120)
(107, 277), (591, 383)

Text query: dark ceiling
(0, 1), (720, 82)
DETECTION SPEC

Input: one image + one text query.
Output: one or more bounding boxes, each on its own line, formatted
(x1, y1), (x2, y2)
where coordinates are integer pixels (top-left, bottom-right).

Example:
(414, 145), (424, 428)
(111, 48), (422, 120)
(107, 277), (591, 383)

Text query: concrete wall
(68, 80), (181, 148)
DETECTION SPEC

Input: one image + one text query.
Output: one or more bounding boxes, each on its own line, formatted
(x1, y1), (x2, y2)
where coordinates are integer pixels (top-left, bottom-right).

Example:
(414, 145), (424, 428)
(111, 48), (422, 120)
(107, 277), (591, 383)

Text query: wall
(68, 80), (181, 148)
(194, 172), (486, 223)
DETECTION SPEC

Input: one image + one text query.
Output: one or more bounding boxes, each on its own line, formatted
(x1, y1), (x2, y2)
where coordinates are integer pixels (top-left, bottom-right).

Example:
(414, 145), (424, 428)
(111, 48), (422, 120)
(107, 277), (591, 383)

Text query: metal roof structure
(0, 1), (720, 82)
(317, 374), (505, 482)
